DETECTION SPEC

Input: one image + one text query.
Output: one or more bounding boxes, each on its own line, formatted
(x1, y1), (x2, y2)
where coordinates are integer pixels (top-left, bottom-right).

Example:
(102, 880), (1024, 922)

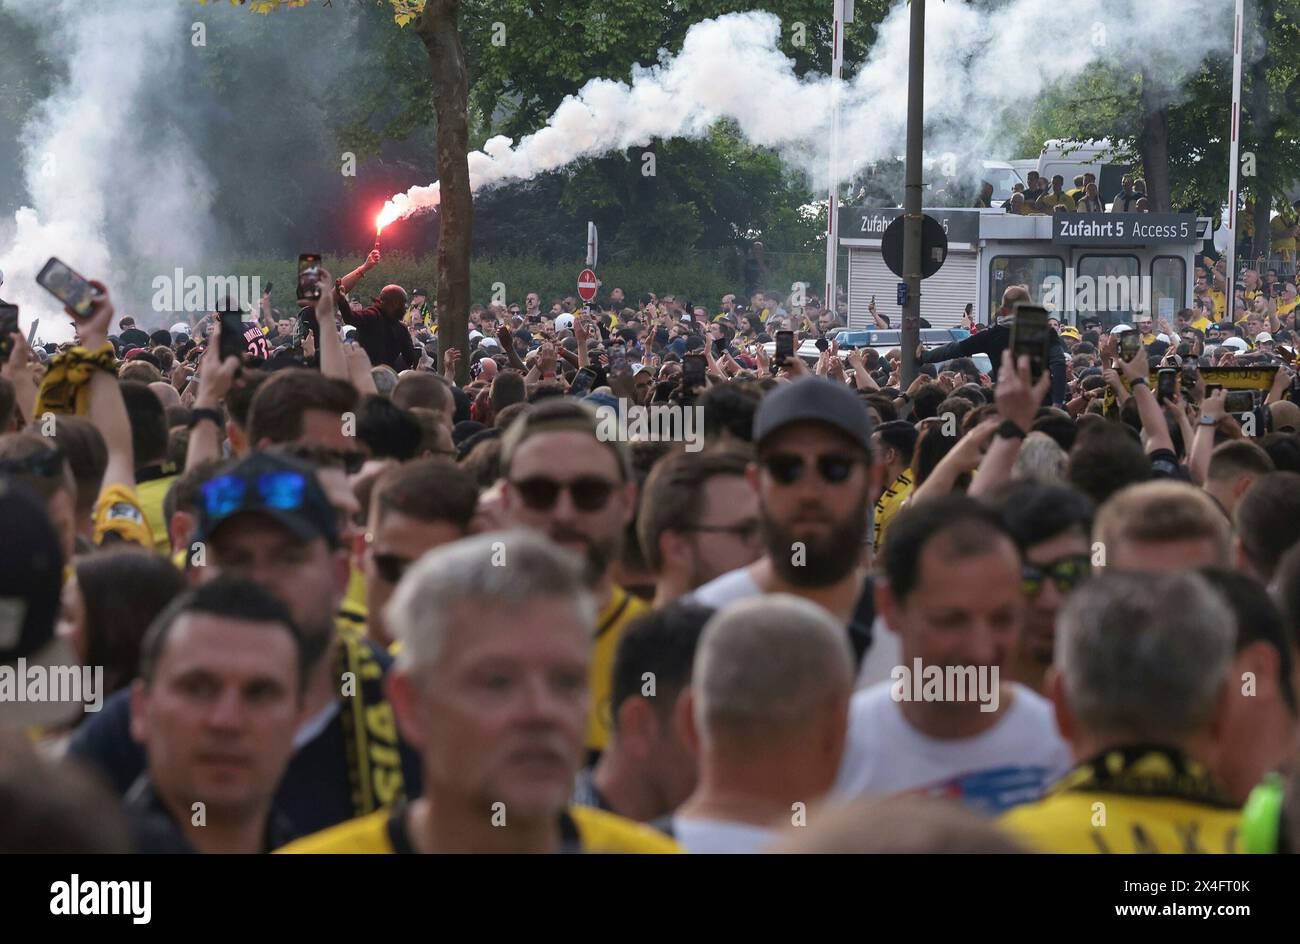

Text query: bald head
(693, 594), (852, 749)
(379, 284), (408, 318)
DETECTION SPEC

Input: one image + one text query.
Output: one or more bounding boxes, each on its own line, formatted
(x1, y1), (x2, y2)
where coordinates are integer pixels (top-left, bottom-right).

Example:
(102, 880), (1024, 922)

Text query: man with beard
(500, 399), (647, 761)
(690, 377), (881, 663)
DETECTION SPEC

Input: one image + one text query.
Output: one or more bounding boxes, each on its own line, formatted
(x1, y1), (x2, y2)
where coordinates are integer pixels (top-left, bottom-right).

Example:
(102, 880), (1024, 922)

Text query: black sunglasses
(761, 452), (859, 485)
(510, 476), (617, 511)
(1022, 555), (1092, 597)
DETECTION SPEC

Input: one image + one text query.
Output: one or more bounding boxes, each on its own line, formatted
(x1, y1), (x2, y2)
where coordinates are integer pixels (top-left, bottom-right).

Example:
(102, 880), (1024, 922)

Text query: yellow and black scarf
(35, 342), (118, 416)
(334, 624), (407, 817)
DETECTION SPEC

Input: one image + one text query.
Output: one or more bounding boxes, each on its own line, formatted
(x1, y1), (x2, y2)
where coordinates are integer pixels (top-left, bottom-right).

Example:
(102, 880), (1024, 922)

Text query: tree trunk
(417, 0), (471, 387)
(1138, 74), (1171, 213)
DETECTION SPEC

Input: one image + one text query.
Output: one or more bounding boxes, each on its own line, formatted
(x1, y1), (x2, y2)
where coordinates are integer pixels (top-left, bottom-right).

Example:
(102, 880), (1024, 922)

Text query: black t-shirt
(68, 641), (422, 842)
(847, 575), (876, 668)
(343, 305), (417, 371)
(119, 328), (151, 350)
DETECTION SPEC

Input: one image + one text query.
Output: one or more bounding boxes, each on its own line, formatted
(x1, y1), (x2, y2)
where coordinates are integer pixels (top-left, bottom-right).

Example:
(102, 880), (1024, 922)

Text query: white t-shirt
(688, 566), (762, 610)
(671, 816), (776, 854)
(855, 615), (901, 690)
(834, 681), (1071, 815)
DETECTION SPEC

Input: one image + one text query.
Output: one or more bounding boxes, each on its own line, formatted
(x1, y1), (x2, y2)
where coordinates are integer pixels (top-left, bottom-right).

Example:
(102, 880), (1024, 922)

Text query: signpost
(824, 0), (853, 318)
(900, 0), (926, 385)
(1225, 0), (1245, 319)
(1051, 213), (1200, 246)
(882, 215), (948, 279)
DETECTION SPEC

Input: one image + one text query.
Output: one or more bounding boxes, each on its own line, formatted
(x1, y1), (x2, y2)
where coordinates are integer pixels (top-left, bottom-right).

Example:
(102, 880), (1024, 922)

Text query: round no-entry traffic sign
(577, 269), (598, 302)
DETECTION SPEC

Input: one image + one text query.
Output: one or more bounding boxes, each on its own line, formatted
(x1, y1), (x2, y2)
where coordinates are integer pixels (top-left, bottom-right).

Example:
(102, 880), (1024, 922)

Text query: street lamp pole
(824, 0), (849, 319)
(900, 0), (926, 386)
(1224, 0), (1245, 315)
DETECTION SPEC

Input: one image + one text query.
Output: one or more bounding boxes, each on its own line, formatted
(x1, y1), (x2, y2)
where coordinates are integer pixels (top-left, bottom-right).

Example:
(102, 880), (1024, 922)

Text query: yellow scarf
(34, 342), (117, 416)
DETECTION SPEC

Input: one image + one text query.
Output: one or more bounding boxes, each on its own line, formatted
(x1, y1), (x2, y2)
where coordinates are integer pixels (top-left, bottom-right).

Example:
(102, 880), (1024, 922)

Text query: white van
(979, 160), (1024, 207)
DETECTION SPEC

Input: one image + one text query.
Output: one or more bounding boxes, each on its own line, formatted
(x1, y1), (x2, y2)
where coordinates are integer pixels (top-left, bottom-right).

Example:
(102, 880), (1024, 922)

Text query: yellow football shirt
(587, 586), (650, 754)
(278, 802), (681, 854)
(1000, 748), (1241, 854)
(873, 468), (913, 556)
(136, 473), (177, 554)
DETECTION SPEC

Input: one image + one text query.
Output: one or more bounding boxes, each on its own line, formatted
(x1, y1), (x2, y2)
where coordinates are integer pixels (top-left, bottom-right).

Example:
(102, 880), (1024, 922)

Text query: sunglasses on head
(761, 452), (859, 485)
(1022, 555), (1092, 597)
(202, 470), (308, 519)
(510, 476), (616, 511)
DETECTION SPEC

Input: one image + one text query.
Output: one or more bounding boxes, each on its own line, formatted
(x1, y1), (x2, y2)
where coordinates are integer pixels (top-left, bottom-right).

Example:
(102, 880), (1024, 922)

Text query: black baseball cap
(0, 479), (79, 726)
(753, 376), (874, 453)
(193, 452), (338, 550)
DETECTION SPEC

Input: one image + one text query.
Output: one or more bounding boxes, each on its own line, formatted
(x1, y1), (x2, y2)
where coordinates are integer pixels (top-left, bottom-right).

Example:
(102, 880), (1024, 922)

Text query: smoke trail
(0, 0), (211, 341)
(378, 1), (1232, 224)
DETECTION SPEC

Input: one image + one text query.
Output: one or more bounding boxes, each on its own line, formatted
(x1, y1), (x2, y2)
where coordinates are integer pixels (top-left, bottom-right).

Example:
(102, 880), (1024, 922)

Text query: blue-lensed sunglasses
(202, 471), (308, 519)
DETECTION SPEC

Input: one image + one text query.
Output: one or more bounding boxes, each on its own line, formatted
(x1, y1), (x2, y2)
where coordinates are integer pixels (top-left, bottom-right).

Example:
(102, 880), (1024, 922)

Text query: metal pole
(1225, 0), (1245, 319)
(824, 0), (846, 321)
(900, 0), (925, 386)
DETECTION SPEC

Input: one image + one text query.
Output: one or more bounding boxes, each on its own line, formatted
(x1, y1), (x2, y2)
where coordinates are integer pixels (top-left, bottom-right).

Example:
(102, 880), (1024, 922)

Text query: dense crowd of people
(3, 249), (1300, 856)
(979, 171), (1158, 216)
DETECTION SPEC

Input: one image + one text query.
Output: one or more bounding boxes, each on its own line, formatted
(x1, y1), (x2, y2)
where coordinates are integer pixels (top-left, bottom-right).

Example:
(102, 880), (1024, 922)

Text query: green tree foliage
(1010, 0), (1300, 237)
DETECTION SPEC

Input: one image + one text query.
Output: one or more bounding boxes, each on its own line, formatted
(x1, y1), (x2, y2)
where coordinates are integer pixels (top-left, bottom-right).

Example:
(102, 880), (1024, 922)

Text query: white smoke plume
(0, 0), (213, 341)
(379, 1), (1232, 225)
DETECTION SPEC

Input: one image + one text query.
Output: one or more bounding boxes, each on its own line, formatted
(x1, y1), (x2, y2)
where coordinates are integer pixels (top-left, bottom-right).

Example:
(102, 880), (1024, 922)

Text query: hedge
(212, 251), (833, 316)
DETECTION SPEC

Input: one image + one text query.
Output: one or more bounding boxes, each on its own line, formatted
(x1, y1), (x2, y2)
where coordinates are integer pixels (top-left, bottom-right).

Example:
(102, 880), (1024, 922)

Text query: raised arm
(73, 283), (134, 491)
(338, 249), (380, 296)
(315, 271), (349, 383)
(970, 350), (1050, 498)
(909, 418), (1000, 505)
(1188, 389), (1226, 486)
(1117, 345), (1175, 456)
(184, 322), (241, 473)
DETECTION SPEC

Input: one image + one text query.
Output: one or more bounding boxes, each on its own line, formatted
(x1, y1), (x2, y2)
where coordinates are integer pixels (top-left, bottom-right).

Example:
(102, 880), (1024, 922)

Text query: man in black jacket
(342, 284), (416, 371)
(919, 285), (1067, 404)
